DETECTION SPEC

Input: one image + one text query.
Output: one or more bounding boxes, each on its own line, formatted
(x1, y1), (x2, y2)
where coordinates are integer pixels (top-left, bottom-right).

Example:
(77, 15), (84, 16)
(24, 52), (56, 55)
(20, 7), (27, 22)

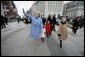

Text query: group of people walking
(22, 9), (83, 48)
(1, 15), (8, 29)
(41, 14), (56, 38)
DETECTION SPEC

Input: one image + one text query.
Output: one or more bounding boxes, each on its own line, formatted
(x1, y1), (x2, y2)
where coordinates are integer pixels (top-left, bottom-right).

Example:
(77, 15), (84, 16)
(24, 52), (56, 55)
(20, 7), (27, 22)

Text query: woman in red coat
(45, 21), (53, 38)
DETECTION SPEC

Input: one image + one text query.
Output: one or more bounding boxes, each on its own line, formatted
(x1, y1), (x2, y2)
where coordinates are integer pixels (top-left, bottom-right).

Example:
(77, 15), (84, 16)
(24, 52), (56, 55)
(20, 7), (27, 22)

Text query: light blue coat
(24, 13), (43, 40)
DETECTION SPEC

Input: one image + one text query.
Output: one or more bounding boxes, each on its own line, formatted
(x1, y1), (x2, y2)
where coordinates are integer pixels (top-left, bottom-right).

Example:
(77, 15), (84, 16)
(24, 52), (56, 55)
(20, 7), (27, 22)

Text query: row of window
(48, 6), (61, 12)
(35, 2), (45, 13)
(34, 1), (63, 13)
(66, 10), (80, 17)
(48, 9), (61, 12)
(66, 2), (84, 9)
(48, 4), (61, 7)
(48, 1), (62, 5)
(48, 5), (61, 8)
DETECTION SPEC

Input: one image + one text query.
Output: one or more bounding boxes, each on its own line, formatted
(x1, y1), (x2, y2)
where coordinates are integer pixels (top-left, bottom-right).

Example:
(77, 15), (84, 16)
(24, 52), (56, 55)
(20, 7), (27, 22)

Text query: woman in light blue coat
(23, 9), (43, 45)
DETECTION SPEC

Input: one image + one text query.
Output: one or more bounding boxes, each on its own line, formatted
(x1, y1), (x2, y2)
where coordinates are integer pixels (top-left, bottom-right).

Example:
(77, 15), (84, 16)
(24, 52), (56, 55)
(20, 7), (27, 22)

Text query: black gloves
(57, 34), (61, 36)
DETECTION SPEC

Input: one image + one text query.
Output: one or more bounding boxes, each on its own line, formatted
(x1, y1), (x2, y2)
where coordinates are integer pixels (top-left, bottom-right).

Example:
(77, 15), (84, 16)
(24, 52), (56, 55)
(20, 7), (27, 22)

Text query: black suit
(72, 19), (79, 34)
(1, 15), (6, 29)
(51, 16), (56, 31)
(42, 17), (46, 25)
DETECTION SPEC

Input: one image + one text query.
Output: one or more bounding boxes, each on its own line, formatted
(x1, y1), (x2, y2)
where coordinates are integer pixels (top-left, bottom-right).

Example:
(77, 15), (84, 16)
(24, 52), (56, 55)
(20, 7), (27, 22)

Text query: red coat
(44, 24), (53, 34)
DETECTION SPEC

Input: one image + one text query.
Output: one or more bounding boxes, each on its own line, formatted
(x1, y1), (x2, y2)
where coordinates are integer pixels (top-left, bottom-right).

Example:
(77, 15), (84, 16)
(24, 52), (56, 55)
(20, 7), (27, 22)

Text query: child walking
(57, 17), (72, 48)
(45, 21), (53, 38)
(57, 17), (68, 48)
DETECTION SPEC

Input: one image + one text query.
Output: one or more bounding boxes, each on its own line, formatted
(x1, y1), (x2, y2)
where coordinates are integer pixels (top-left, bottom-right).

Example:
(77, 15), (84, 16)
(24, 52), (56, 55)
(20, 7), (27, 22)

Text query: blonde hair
(34, 11), (40, 17)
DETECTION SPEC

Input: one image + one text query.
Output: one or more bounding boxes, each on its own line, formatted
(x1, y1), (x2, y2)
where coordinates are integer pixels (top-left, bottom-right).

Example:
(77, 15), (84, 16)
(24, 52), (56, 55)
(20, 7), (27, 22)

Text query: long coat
(42, 17), (46, 25)
(58, 23), (68, 40)
(52, 16), (56, 25)
(45, 24), (53, 34)
(72, 19), (79, 30)
(47, 16), (52, 25)
(24, 13), (43, 40)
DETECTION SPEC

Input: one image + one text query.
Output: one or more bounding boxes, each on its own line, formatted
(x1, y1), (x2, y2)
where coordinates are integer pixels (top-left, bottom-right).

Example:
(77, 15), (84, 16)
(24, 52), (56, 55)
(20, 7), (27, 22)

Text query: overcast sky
(13, 1), (70, 17)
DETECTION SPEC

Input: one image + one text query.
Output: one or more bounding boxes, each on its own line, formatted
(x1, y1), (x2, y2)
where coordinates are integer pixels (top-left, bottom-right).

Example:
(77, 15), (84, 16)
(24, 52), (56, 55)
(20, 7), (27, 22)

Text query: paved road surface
(1, 22), (84, 56)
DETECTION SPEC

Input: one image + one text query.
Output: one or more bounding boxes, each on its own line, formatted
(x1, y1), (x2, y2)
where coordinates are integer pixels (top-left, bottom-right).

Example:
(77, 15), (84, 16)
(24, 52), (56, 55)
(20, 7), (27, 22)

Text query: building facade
(26, 7), (32, 16)
(30, 1), (64, 18)
(63, 1), (84, 18)
(1, 1), (17, 18)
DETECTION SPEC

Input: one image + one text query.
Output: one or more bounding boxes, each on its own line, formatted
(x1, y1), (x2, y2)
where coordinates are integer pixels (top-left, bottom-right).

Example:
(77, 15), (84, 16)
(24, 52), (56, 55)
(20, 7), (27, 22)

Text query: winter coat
(24, 13), (43, 40)
(45, 24), (53, 34)
(58, 23), (68, 40)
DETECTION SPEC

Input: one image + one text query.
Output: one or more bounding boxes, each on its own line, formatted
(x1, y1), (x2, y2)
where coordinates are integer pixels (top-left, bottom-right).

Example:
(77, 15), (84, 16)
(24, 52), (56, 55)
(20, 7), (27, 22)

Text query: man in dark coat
(1, 15), (6, 29)
(47, 14), (52, 25)
(4, 17), (8, 25)
(51, 14), (56, 31)
(17, 18), (20, 23)
(78, 18), (83, 28)
(42, 17), (46, 25)
(72, 17), (79, 34)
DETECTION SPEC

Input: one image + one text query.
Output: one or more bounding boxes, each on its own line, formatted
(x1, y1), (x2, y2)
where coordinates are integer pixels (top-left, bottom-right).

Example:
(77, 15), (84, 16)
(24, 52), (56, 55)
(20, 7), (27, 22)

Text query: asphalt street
(1, 22), (84, 56)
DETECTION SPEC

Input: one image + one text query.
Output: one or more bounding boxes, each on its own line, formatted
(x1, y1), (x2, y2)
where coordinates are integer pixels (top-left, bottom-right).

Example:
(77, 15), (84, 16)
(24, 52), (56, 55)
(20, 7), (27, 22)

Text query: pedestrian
(45, 21), (53, 38)
(41, 26), (46, 42)
(51, 14), (56, 31)
(47, 14), (53, 34)
(18, 18), (20, 23)
(47, 14), (52, 25)
(42, 16), (46, 25)
(78, 18), (83, 29)
(57, 17), (68, 48)
(1, 15), (6, 29)
(72, 17), (79, 34)
(23, 8), (43, 45)
(4, 16), (8, 25)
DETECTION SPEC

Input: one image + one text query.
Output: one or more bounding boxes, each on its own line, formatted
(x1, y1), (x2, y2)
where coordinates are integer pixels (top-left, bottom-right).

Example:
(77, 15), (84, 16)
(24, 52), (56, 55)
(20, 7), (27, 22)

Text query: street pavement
(1, 22), (84, 56)
(52, 26), (84, 56)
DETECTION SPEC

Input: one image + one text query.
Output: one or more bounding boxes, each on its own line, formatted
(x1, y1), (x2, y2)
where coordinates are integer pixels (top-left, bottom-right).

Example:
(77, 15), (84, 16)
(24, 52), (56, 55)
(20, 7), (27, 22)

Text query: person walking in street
(51, 14), (56, 31)
(42, 16), (46, 26)
(23, 8), (43, 45)
(78, 17), (83, 29)
(4, 16), (8, 25)
(17, 18), (20, 23)
(47, 14), (52, 25)
(45, 21), (53, 38)
(47, 14), (53, 35)
(1, 15), (6, 29)
(72, 17), (79, 34)
(57, 17), (68, 48)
